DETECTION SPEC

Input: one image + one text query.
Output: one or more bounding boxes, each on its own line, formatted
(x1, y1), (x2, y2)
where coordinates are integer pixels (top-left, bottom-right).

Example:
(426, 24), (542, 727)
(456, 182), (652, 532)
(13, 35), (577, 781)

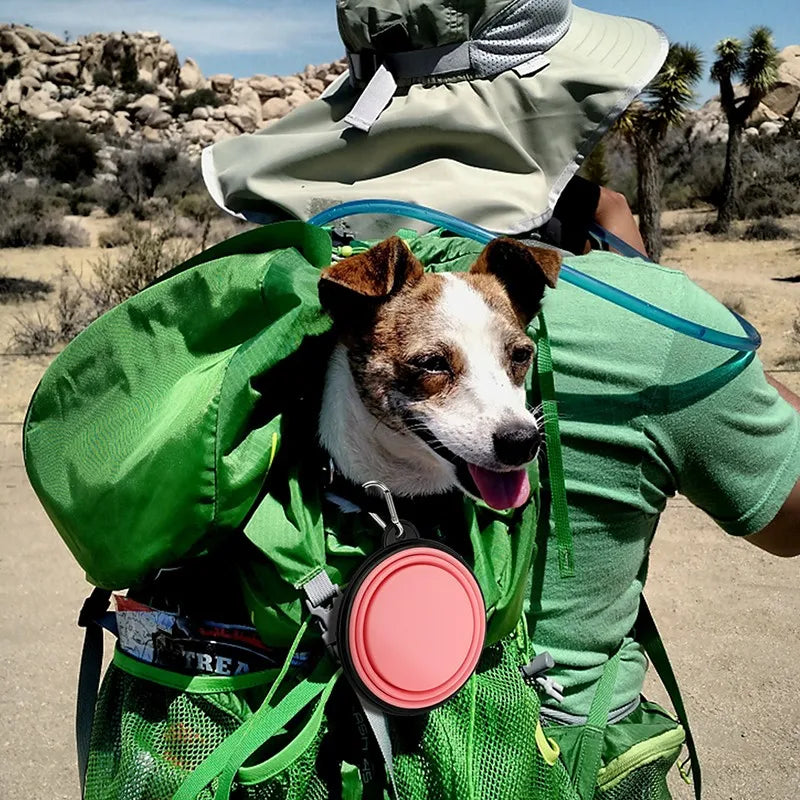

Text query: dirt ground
(1, 212), (798, 800)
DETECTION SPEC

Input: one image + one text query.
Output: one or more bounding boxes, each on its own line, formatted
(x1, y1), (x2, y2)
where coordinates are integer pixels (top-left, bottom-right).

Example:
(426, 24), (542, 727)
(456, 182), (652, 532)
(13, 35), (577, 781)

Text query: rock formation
(0, 23), (346, 164)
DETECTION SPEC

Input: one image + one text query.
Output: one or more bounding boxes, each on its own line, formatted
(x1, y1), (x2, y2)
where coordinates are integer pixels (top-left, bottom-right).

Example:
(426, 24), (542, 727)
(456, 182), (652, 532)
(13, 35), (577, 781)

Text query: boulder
(2, 78), (22, 105)
(305, 77), (325, 95)
(156, 84), (176, 102)
(191, 106), (209, 120)
(762, 83), (800, 118)
(223, 102), (259, 133)
(1, 29), (30, 56)
(759, 120), (782, 137)
(67, 102), (93, 122)
(14, 27), (43, 48)
(777, 45), (800, 86)
(111, 113), (133, 137)
(182, 119), (213, 143)
(211, 106), (226, 120)
(249, 74), (284, 98)
(129, 93), (160, 111)
(211, 73), (234, 94)
(19, 89), (52, 117)
(19, 75), (41, 92)
(145, 108), (173, 129)
(140, 125), (162, 143)
(179, 57), (206, 90)
(262, 96), (291, 120)
(749, 102), (781, 127)
(287, 89), (311, 108)
(37, 109), (64, 121)
(49, 60), (80, 83)
(237, 84), (263, 123)
(744, 126), (760, 139)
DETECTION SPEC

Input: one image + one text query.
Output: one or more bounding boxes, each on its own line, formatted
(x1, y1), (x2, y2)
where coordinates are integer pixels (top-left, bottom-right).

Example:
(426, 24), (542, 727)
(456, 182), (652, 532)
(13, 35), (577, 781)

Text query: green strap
(535, 313), (575, 578)
(637, 596), (702, 800)
(213, 664), (339, 800)
(573, 650), (621, 800)
(172, 619), (337, 800)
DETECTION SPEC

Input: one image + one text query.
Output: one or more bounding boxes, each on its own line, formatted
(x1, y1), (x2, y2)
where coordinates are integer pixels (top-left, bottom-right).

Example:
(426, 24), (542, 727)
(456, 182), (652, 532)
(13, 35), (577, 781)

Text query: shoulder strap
(636, 595), (702, 800)
(535, 312), (575, 578)
(75, 588), (112, 799)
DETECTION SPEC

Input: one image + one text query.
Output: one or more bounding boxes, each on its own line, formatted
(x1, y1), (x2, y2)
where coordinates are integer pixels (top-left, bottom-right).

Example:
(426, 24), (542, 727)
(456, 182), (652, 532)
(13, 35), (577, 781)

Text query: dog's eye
(511, 345), (534, 366)
(412, 354), (450, 373)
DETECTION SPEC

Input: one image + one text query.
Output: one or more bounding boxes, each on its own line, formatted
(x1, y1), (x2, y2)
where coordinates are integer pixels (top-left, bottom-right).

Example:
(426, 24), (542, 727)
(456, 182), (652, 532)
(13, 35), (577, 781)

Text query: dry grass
(9, 226), (196, 354)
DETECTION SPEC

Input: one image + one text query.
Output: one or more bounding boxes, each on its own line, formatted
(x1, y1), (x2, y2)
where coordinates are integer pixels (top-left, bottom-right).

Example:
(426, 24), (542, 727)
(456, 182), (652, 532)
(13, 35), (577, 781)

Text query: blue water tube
(309, 199), (761, 353)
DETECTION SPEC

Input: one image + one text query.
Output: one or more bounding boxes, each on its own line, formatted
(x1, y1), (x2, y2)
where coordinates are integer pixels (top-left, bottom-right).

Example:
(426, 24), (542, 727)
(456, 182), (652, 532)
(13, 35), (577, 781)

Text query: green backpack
(24, 222), (698, 800)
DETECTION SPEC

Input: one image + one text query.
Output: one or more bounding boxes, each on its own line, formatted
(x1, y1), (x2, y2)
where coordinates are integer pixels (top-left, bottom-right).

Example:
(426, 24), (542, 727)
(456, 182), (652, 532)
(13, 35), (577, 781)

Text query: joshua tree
(711, 27), (779, 232)
(616, 44), (703, 262)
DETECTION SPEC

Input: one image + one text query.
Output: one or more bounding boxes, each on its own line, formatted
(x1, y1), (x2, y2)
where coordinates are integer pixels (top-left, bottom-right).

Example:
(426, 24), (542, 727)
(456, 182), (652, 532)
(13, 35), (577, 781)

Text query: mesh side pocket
(85, 663), (248, 800)
(595, 753), (677, 800)
(392, 635), (581, 800)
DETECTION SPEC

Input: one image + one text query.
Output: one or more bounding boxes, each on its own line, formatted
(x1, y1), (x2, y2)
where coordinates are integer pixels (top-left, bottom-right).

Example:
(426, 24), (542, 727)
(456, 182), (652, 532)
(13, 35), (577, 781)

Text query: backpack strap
(636, 595), (702, 800)
(572, 650), (621, 800)
(535, 312), (575, 578)
(75, 588), (112, 799)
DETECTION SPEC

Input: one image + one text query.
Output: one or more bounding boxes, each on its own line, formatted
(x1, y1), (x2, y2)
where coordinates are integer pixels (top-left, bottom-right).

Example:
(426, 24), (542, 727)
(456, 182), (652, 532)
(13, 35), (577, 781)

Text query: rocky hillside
(1, 22), (798, 161)
(686, 45), (800, 143)
(0, 23), (346, 160)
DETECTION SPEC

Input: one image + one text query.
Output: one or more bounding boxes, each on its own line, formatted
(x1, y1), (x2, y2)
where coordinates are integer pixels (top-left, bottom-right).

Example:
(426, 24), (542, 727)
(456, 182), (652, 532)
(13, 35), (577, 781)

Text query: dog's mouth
(408, 420), (531, 511)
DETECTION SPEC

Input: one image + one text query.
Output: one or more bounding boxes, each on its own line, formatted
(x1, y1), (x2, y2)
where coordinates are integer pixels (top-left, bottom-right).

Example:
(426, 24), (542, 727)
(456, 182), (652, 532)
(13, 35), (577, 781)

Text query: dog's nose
(493, 424), (541, 467)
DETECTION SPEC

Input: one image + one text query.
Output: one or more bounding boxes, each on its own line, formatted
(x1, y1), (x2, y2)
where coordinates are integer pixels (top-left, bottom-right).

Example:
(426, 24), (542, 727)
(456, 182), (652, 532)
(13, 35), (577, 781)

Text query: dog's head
(318, 236), (560, 510)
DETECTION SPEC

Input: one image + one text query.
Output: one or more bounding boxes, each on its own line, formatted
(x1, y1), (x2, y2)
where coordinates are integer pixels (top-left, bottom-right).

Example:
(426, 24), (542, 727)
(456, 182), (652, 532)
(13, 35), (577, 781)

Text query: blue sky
(2, 0), (798, 103)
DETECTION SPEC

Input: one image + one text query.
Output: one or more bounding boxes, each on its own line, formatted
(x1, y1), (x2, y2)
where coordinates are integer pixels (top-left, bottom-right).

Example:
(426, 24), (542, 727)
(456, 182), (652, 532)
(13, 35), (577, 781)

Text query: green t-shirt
(528, 250), (800, 717)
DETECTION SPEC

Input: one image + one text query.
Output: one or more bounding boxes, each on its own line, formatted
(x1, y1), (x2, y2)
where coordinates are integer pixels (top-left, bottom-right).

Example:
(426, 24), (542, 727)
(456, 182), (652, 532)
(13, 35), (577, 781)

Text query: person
(201, 0), (800, 793)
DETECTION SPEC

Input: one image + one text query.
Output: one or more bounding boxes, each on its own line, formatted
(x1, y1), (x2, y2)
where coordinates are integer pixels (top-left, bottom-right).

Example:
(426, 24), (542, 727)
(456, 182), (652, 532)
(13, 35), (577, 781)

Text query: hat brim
(203, 6), (667, 236)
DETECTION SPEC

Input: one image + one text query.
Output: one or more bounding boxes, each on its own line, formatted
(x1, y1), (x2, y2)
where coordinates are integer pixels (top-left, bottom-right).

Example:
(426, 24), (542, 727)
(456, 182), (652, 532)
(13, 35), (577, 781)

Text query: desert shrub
(172, 88), (221, 117)
(0, 58), (21, 85)
(87, 226), (195, 315)
(92, 67), (114, 87)
(0, 273), (53, 304)
(118, 46), (138, 89)
(0, 117), (100, 184)
(130, 79), (157, 95)
(10, 228), (197, 352)
(0, 185), (89, 247)
(743, 219), (792, 241)
(11, 312), (59, 354)
(97, 215), (136, 248)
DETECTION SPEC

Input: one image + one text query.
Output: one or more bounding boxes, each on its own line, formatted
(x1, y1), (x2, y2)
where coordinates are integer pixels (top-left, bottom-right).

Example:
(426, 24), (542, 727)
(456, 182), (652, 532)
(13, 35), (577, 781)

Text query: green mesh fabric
(86, 634), (584, 800)
(595, 755), (677, 800)
(392, 634), (580, 800)
(85, 664), (246, 800)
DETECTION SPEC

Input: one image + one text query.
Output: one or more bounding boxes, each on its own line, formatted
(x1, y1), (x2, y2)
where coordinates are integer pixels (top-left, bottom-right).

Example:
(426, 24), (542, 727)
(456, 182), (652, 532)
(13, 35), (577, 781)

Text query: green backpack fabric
(24, 222), (693, 800)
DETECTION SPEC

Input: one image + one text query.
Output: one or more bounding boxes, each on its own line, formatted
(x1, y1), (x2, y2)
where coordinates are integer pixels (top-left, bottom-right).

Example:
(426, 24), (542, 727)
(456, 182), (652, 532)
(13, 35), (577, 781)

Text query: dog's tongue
(467, 464), (530, 510)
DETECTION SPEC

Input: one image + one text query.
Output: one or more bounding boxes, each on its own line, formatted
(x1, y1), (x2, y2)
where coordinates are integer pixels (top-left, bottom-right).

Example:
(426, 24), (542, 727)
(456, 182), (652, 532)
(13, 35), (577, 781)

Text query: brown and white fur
(317, 236), (561, 510)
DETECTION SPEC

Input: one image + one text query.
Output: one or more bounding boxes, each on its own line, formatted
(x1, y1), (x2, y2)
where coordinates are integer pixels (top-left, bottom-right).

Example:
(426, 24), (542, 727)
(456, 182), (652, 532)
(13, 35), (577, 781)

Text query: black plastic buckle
(77, 588), (112, 629)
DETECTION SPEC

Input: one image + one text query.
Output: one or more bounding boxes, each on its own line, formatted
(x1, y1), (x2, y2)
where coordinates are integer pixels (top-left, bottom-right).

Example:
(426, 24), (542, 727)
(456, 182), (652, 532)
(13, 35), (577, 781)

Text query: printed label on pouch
(114, 595), (309, 675)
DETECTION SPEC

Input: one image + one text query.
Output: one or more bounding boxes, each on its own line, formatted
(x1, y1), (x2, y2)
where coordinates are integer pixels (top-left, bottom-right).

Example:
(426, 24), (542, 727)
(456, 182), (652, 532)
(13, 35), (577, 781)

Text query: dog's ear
(471, 238), (561, 325)
(319, 236), (424, 322)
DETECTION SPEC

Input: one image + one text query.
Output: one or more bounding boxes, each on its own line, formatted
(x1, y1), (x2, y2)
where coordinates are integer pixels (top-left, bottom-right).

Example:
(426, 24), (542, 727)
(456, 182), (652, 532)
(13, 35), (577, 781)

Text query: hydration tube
(309, 200), (761, 352)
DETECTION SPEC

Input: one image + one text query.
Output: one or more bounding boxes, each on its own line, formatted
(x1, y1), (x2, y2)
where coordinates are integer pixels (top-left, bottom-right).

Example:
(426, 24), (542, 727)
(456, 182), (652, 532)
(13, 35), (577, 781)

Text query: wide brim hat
(203, 1), (668, 236)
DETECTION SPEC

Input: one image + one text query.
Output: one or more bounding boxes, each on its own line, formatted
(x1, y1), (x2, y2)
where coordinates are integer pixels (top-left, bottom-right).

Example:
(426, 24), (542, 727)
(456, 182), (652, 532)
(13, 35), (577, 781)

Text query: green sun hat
(203, 0), (667, 236)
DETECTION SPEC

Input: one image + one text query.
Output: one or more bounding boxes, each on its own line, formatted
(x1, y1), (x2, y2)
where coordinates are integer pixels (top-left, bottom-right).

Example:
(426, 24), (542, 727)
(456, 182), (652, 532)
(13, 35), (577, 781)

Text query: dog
(317, 236), (561, 511)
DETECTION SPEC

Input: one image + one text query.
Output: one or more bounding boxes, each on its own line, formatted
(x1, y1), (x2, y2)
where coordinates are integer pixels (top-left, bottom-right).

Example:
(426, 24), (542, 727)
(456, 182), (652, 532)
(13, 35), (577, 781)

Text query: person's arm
(593, 186), (648, 257)
(745, 376), (800, 557)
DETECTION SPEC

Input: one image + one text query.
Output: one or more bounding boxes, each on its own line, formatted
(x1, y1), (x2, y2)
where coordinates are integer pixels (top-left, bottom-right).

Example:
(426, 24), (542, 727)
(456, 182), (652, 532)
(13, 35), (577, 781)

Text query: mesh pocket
(85, 662), (248, 800)
(595, 753), (678, 800)
(392, 634), (581, 800)
(86, 652), (339, 800)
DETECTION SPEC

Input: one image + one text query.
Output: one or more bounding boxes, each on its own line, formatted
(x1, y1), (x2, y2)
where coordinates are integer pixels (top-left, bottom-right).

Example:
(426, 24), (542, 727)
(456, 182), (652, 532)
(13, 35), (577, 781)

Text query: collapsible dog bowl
(338, 540), (485, 713)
